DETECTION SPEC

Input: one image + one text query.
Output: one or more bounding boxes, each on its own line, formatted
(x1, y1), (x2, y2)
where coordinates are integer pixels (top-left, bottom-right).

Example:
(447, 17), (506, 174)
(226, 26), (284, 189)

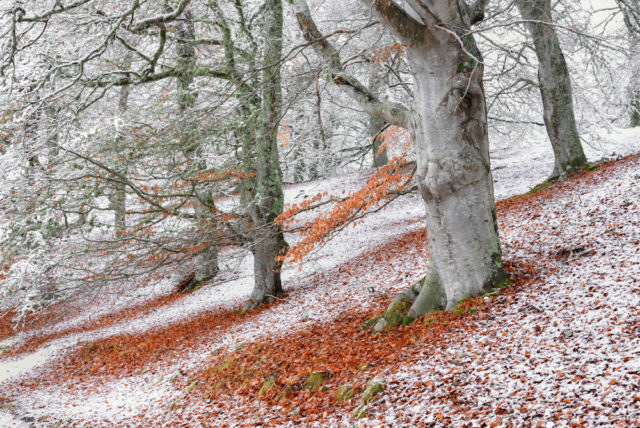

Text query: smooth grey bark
(175, 8), (219, 284)
(516, 0), (587, 178)
(248, 0), (287, 305)
(292, 0), (506, 315)
(211, 0), (286, 305)
(407, 21), (506, 311)
(228, 0), (287, 306)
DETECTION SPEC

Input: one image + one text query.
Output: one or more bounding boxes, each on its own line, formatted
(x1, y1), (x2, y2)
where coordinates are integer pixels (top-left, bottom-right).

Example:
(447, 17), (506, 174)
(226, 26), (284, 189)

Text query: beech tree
(291, 0), (507, 316)
(515, 0), (587, 178)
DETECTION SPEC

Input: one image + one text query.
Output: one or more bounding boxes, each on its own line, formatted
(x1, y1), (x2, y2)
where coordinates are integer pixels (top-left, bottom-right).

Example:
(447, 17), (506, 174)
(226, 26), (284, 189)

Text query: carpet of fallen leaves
(167, 260), (537, 425)
(0, 274), (197, 359)
(1, 155), (639, 427)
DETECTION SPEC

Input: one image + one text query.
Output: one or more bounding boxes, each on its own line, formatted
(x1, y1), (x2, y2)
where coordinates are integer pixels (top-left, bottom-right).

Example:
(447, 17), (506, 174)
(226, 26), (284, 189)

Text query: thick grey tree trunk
(516, 0), (587, 178)
(407, 36), (505, 313)
(212, 0), (286, 305)
(250, 229), (285, 303)
(292, 0), (506, 317)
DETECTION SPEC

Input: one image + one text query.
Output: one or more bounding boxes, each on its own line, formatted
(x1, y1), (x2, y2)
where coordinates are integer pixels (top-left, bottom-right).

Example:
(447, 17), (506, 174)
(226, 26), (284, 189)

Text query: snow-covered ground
(356, 149), (640, 426)
(0, 127), (637, 426)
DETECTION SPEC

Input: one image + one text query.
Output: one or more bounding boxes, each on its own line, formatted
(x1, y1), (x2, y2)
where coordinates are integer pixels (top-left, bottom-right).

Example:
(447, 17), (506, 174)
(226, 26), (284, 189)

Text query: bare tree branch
(129, 0), (191, 32)
(289, 0), (411, 129)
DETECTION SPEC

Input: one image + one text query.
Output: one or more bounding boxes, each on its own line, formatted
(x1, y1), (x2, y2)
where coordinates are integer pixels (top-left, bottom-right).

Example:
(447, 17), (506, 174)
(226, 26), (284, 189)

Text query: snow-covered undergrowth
(0, 128), (637, 426)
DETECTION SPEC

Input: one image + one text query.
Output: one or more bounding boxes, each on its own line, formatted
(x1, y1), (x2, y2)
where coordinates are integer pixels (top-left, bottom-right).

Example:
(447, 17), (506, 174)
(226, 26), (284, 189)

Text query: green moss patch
(353, 376), (385, 418)
(258, 378), (276, 397)
(335, 384), (354, 402)
(303, 372), (326, 391)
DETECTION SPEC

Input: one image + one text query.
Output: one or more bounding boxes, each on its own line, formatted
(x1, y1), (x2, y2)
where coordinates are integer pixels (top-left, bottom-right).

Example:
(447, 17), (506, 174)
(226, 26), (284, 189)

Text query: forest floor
(0, 129), (639, 427)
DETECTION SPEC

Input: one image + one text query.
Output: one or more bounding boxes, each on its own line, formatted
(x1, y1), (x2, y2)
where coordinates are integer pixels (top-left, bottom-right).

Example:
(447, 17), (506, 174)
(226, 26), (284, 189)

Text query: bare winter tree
(0, 0), (289, 311)
(173, 7), (219, 288)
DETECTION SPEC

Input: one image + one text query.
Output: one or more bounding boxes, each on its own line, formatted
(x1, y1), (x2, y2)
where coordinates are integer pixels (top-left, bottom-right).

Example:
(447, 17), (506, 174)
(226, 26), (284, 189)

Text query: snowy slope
(0, 127), (637, 426)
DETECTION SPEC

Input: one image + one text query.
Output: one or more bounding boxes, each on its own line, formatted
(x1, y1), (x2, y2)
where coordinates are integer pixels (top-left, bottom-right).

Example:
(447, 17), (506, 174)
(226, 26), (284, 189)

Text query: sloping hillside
(0, 131), (638, 427)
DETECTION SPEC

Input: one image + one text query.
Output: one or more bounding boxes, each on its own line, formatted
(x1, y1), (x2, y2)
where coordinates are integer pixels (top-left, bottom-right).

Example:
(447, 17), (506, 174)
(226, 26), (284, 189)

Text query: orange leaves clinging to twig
(370, 43), (407, 64)
(278, 157), (414, 264)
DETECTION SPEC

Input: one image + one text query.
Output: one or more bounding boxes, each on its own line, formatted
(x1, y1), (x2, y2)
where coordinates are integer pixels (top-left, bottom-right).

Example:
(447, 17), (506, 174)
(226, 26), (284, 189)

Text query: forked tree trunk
(516, 0), (587, 178)
(292, 0), (506, 317)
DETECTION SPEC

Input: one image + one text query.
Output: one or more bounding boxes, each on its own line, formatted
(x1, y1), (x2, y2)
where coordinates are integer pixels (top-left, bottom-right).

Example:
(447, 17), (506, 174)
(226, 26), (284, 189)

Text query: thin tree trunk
(23, 88), (42, 213)
(369, 64), (389, 168)
(308, 77), (328, 178)
(618, 0), (640, 126)
(293, 143), (306, 183)
(629, 36), (640, 127)
(516, 0), (587, 178)
(176, 8), (219, 284)
(110, 82), (129, 232)
(315, 78), (327, 151)
(248, 0), (287, 305)
(371, 118), (389, 168)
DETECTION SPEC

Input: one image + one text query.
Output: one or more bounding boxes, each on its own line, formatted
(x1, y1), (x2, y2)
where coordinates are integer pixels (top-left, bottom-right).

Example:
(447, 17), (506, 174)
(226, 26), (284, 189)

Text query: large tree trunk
(516, 0), (587, 178)
(406, 36), (506, 314)
(291, 0), (506, 317)
(250, 228), (285, 303)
